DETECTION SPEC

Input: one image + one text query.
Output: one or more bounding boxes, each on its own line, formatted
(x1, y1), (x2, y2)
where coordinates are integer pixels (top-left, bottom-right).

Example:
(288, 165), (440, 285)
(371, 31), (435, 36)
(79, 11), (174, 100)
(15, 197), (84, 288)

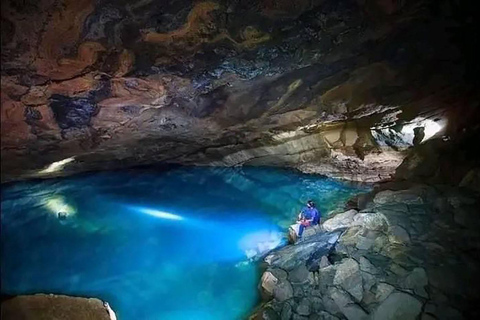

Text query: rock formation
(253, 181), (480, 320)
(1, 294), (116, 320)
(2, 0), (478, 182)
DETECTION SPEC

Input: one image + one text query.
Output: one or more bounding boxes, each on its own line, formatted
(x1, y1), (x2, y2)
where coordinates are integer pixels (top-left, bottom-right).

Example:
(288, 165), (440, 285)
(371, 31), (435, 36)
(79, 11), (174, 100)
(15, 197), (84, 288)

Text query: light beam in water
(132, 207), (185, 221)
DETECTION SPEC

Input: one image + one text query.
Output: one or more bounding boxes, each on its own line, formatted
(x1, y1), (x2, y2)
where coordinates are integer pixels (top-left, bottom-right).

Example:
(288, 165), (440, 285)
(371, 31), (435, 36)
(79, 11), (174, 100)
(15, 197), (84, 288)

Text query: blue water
(1, 166), (368, 319)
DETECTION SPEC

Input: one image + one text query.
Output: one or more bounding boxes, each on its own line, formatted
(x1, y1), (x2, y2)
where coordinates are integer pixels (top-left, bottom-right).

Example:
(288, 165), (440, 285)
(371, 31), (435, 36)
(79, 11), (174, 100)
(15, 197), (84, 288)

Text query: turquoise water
(1, 166), (367, 319)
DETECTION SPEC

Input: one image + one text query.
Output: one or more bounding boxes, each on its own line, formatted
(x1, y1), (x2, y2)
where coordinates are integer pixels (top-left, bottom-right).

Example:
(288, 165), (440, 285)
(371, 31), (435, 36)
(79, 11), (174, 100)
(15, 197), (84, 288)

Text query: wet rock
(297, 298), (312, 316)
(355, 236), (375, 250)
(274, 281), (294, 302)
(361, 213), (389, 232)
(372, 292), (422, 320)
(374, 190), (423, 205)
(314, 311), (340, 320)
(362, 271), (377, 293)
(310, 297), (324, 313)
(359, 256), (379, 275)
(401, 267), (428, 298)
(323, 210), (358, 231)
(280, 302), (293, 320)
(375, 283), (395, 302)
(320, 256), (331, 268)
(388, 226), (410, 244)
(260, 269), (292, 301)
(288, 264), (310, 285)
(1, 294), (113, 320)
(292, 314), (309, 320)
(330, 287), (368, 320)
(333, 258), (363, 301)
(265, 231), (342, 271)
(256, 307), (280, 320)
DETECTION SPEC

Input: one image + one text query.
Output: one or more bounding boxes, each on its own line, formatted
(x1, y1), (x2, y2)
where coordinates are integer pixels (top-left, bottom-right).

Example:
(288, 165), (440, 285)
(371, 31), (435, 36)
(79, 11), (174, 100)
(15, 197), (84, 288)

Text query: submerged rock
(1, 294), (115, 320)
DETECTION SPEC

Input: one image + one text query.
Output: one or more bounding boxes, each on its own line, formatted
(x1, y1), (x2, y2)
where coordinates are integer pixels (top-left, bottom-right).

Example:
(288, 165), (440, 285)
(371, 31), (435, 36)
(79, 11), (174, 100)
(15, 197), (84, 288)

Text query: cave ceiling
(1, 0), (478, 182)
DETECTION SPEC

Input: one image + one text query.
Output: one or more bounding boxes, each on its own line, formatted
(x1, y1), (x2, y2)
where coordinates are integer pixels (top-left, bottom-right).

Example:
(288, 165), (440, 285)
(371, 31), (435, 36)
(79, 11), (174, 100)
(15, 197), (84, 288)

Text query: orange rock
(114, 50), (135, 78)
(38, 0), (95, 60)
(35, 42), (105, 80)
(0, 99), (32, 146)
(0, 76), (29, 100)
(110, 77), (166, 99)
(21, 86), (50, 106)
(141, 2), (220, 44)
(49, 74), (99, 96)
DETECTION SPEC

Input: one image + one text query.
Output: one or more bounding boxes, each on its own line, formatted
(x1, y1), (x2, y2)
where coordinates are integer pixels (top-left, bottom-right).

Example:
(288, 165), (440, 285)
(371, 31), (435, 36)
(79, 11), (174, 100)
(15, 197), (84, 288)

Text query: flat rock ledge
(1, 294), (117, 320)
(252, 183), (480, 320)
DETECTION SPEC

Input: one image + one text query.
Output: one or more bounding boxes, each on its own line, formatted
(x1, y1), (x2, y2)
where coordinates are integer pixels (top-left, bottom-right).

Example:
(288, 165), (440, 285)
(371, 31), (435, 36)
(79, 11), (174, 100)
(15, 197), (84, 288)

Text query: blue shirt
(301, 207), (320, 224)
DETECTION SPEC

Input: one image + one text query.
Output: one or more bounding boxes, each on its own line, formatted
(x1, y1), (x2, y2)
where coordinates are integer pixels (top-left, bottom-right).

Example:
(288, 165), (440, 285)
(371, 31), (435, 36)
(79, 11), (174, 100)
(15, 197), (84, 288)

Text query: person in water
(297, 200), (320, 238)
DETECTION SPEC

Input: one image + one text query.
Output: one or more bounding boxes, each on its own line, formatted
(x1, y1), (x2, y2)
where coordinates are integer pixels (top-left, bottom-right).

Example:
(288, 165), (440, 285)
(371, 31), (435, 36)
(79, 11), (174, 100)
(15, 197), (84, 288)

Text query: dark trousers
(299, 221), (318, 237)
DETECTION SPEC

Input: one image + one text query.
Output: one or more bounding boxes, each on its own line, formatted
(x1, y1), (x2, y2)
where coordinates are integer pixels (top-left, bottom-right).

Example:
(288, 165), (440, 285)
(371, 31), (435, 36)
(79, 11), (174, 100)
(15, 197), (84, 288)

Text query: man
(297, 200), (320, 239)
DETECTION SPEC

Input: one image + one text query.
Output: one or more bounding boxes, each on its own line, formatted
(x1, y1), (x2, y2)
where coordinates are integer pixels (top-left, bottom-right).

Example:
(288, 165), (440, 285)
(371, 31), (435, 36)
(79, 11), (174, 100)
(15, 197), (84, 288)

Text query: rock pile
(253, 183), (480, 320)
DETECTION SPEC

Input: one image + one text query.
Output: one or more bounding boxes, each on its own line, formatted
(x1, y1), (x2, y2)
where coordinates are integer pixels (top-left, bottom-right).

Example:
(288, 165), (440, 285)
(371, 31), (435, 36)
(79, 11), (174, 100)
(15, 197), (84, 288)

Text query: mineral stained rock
(1, 0), (478, 182)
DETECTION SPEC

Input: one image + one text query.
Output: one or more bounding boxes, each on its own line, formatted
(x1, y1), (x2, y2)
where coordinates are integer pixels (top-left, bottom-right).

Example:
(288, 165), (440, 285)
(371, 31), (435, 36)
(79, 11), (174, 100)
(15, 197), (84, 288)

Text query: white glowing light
(45, 196), (76, 216)
(401, 118), (443, 143)
(239, 230), (283, 259)
(40, 157), (75, 174)
(137, 208), (184, 221)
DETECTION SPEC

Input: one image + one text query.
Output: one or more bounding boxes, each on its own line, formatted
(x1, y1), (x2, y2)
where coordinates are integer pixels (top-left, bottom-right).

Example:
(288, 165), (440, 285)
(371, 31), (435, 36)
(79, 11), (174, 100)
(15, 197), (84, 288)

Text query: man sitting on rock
(297, 200), (320, 239)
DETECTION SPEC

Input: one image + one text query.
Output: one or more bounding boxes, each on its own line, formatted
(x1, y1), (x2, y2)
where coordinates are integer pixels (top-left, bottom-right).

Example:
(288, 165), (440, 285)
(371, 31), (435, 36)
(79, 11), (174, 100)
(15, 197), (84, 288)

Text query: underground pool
(1, 166), (368, 319)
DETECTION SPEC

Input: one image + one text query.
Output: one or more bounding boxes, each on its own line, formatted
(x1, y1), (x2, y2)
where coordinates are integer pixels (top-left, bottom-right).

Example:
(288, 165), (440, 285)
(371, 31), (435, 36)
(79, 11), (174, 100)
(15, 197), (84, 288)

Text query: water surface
(1, 166), (368, 319)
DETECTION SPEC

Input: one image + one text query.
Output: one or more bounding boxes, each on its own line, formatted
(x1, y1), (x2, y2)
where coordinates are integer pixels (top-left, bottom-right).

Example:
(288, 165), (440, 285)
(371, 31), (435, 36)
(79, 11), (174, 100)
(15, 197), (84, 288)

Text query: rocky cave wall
(1, 0), (479, 183)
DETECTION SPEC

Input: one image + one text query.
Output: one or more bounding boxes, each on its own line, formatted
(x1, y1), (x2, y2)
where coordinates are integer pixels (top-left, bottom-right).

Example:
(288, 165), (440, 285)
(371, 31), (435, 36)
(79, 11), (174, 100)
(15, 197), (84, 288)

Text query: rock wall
(1, 0), (478, 182)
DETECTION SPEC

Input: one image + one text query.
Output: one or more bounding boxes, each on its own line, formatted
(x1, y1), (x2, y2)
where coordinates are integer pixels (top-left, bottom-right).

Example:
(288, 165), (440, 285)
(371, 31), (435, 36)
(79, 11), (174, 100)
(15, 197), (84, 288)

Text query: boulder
(359, 257), (379, 275)
(1, 294), (114, 320)
(356, 236), (375, 250)
(260, 269), (293, 302)
(375, 283), (394, 302)
(372, 292), (422, 320)
(281, 303), (293, 320)
(255, 307), (280, 320)
(374, 190), (423, 205)
(296, 298), (311, 316)
(401, 267), (428, 298)
(273, 281), (294, 302)
(330, 288), (368, 320)
(288, 264), (310, 285)
(310, 296), (324, 313)
(265, 231), (342, 271)
(320, 256), (331, 268)
(323, 210), (358, 231)
(333, 258), (364, 301)
(388, 226), (410, 244)
(361, 213), (389, 232)
(314, 311), (341, 320)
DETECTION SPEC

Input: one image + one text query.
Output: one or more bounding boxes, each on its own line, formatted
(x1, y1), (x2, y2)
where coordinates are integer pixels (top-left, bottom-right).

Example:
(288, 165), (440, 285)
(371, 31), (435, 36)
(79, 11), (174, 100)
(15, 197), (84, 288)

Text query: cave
(1, 0), (479, 319)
